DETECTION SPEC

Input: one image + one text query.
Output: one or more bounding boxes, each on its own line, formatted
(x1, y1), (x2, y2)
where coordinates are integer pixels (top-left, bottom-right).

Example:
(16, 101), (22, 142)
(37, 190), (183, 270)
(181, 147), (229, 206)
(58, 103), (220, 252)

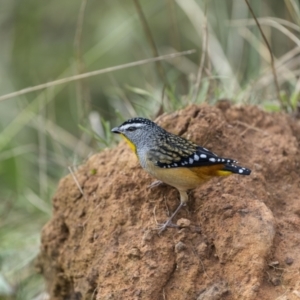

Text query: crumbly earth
(36, 103), (300, 300)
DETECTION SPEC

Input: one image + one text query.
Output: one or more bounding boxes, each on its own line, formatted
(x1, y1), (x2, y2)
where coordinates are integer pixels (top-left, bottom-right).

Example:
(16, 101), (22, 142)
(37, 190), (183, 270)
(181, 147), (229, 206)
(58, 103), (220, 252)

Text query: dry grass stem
(0, 50), (195, 103)
(68, 166), (88, 201)
(244, 0), (286, 110)
(133, 0), (170, 89)
(192, 0), (208, 102)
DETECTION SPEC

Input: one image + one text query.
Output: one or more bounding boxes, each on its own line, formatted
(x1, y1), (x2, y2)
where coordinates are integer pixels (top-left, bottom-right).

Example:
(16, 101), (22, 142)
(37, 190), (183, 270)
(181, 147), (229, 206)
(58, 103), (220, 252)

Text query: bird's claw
(148, 180), (164, 189)
(157, 221), (179, 234)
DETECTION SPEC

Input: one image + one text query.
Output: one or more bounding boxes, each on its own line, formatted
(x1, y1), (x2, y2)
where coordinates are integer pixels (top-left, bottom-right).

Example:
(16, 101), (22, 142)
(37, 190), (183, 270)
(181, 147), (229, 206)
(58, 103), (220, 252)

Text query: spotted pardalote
(112, 117), (251, 233)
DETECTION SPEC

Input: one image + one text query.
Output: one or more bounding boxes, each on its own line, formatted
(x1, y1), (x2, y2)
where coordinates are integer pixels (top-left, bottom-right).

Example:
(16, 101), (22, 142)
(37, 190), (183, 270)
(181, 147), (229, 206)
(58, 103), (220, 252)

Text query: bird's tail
(222, 164), (251, 175)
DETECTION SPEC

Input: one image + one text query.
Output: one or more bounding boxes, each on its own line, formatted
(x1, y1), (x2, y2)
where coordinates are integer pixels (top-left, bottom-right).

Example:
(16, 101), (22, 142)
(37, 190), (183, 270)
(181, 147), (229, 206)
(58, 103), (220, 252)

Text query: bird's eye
(127, 126), (137, 132)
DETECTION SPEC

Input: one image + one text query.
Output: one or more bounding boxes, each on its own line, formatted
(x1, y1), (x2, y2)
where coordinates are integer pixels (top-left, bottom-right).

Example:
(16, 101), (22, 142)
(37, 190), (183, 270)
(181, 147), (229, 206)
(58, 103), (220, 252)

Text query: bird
(111, 117), (251, 233)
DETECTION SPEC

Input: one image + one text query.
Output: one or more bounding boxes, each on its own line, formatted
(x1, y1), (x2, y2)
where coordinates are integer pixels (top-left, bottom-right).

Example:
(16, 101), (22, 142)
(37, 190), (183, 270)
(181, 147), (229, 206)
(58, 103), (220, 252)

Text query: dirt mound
(36, 103), (300, 300)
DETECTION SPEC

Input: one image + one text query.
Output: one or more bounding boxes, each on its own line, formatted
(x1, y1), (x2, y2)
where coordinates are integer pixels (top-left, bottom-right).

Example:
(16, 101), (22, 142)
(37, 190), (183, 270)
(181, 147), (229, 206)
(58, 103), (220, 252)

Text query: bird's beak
(111, 127), (121, 134)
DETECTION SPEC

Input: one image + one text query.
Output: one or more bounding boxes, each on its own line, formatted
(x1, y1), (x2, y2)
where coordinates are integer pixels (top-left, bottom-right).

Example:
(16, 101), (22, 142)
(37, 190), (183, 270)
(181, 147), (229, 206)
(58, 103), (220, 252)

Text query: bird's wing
(155, 145), (236, 168)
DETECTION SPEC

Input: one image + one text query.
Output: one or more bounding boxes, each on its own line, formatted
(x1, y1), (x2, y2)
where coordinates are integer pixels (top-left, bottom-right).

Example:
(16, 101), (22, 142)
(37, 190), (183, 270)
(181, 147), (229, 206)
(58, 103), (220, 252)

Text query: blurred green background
(0, 0), (299, 299)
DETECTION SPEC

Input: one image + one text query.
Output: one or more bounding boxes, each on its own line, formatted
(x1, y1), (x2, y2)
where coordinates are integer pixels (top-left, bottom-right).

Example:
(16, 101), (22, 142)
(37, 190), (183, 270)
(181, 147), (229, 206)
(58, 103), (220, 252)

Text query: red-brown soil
(36, 103), (300, 300)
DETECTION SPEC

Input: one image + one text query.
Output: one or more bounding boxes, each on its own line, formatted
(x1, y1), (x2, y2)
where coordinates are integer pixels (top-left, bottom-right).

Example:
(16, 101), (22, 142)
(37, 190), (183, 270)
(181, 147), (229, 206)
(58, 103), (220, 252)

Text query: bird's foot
(148, 180), (164, 189)
(156, 202), (185, 234)
(157, 220), (179, 234)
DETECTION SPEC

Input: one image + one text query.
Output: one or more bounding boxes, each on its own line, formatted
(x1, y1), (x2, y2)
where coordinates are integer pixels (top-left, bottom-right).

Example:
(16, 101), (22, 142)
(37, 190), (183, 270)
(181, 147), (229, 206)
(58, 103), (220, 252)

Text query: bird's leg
(148, 180), (164, 189)
(158, 190), (188, 234)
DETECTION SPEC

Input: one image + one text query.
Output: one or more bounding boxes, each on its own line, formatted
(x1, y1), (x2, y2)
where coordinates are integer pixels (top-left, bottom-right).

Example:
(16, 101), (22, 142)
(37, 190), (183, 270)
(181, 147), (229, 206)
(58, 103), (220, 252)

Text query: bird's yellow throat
(121, 134), (137, 154)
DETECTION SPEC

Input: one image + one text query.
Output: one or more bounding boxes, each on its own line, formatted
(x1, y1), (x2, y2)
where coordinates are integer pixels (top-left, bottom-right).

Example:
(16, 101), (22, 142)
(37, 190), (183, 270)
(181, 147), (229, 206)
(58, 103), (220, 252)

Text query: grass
(0, 0), (299, 299)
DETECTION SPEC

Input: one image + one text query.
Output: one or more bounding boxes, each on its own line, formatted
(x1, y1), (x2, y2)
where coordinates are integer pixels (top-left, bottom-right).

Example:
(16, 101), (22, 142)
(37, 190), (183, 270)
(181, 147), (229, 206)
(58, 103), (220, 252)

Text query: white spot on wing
(209, 158), (216, 162)
(200, 154), (207, 159)
(194, 154), (199, 161)
(189, 158), (193, 164)
(239, 169), (243, 174)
